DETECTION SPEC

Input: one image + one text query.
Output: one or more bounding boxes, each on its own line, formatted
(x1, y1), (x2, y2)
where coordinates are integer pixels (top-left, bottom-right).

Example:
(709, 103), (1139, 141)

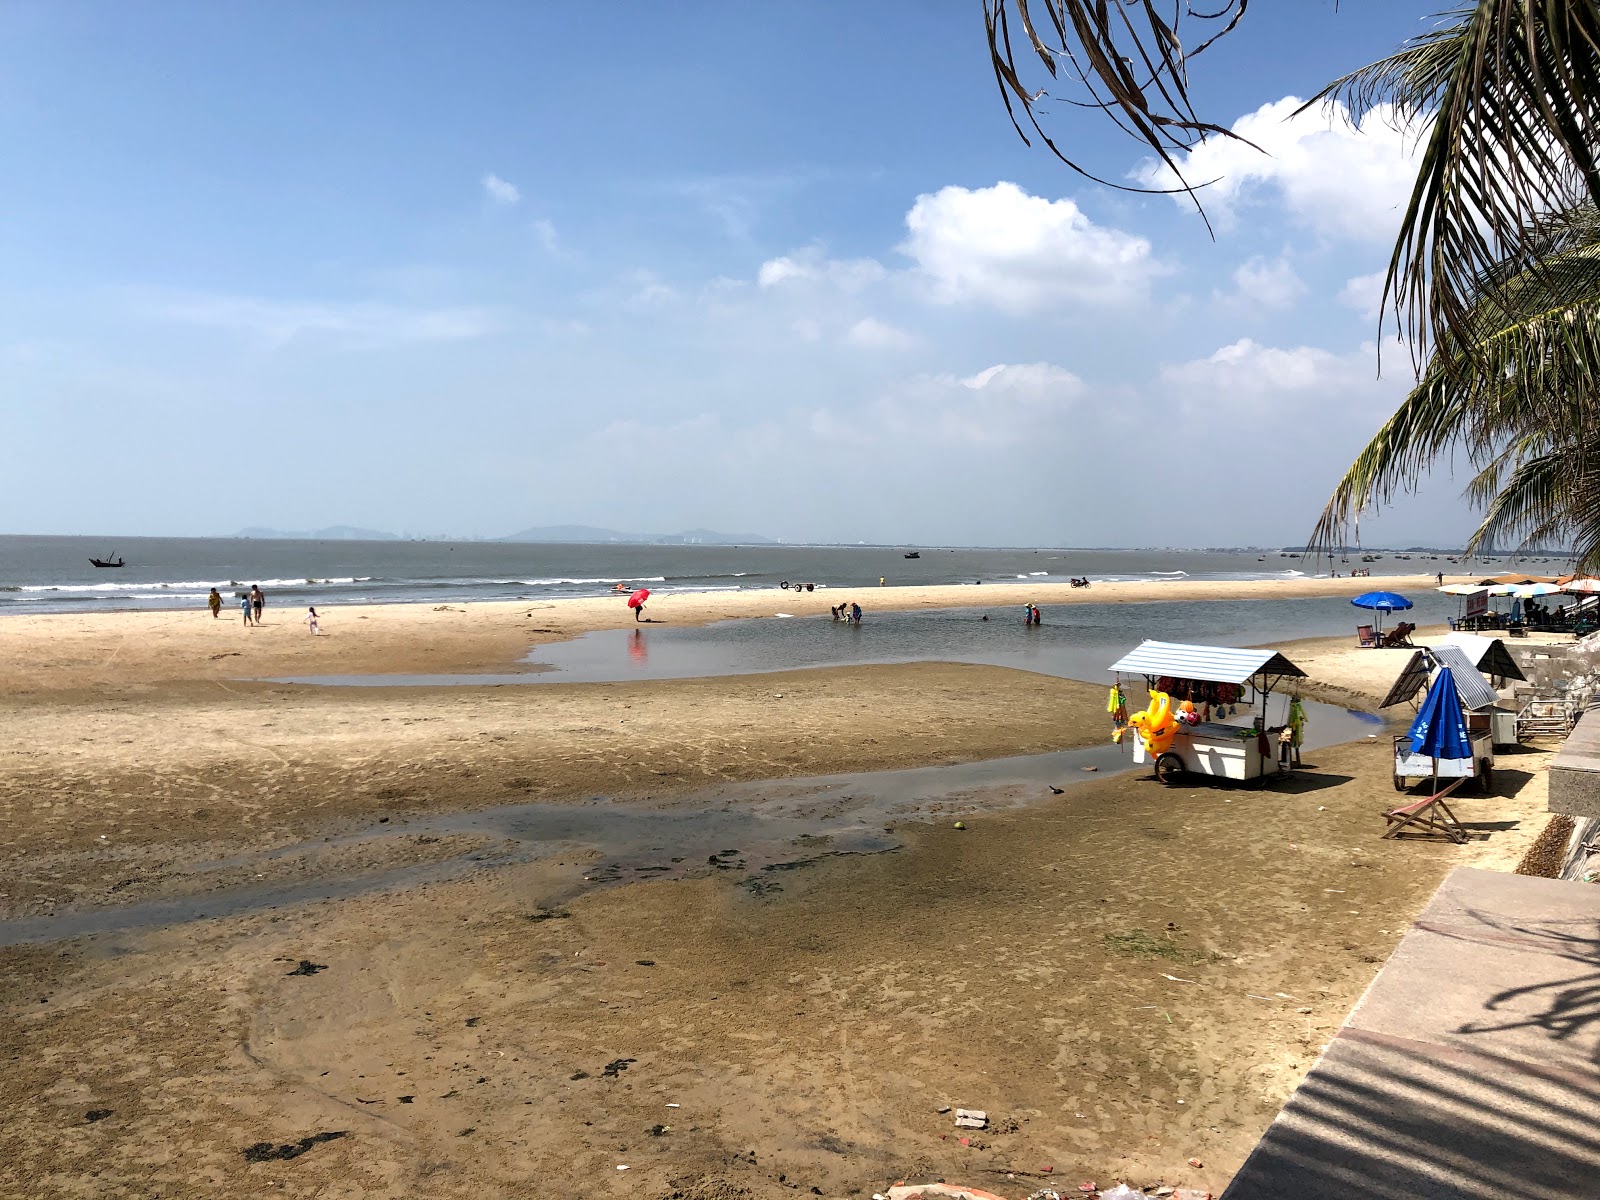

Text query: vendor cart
(1108, 641), (1309, 786)
(1378, 644), (1502, 791)
(1392, 727), (1494, 792)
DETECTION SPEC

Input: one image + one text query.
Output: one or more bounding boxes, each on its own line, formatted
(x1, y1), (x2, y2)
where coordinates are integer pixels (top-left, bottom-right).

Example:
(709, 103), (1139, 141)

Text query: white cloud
(898, 181), (1161, 313)
(533, 218), (561, 254)
(757, 248), (886, 291)
(1158, 337), (1387, 417)
(809, 360), (1084, 448)
(1338, 270), (1387, 319)
(482, 173), (521, 205)
(844, 317), (918, 350)
(1133, 97), (1423, 241)
(151, 293), (501, 348)
(1225, 256), (1305, 309)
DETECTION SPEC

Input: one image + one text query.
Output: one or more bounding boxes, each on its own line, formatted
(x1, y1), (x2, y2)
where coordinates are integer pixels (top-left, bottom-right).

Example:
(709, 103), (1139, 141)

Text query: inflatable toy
(1128, 689), (1179, 756)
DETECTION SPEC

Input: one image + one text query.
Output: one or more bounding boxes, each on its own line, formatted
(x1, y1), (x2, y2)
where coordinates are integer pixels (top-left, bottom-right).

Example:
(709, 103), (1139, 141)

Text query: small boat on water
(903, 551), (920, 559)
(90, 554), (125, 568)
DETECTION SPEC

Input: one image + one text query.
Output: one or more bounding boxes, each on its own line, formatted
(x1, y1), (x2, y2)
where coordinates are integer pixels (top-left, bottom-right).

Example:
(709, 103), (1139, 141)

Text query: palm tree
(987, 2), (1600, 557)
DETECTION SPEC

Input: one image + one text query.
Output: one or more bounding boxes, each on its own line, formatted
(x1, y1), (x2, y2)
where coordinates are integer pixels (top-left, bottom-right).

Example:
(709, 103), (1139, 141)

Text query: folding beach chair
(1383, 777), (1468, 843)
(1383, 622), (1416, 648)
(1356, 624), (1378, 648)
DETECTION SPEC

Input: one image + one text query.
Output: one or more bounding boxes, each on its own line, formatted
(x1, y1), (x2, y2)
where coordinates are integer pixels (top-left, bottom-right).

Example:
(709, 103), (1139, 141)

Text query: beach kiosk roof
(1440, 632), (1527, 682)
(1379, 645), (1502, 711)
(1107, 640), (1306, 687)
(1476, 572), (1556, 585)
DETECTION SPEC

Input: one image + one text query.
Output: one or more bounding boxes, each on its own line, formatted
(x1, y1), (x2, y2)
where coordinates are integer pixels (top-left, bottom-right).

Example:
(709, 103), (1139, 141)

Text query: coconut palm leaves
(1312, 202), (1600, 565)
(1314, 2), (1600, 359)
(984, 0), (1252, 214)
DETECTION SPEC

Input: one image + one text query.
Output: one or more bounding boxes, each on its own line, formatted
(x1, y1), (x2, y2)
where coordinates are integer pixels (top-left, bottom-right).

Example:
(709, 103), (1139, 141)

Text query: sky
(0, 1), (1476, 547)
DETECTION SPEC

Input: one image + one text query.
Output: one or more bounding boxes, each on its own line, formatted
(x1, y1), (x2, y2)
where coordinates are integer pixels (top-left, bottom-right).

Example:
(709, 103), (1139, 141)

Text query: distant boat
(903, 551), (921, 559)
(89, 554), (125, 568)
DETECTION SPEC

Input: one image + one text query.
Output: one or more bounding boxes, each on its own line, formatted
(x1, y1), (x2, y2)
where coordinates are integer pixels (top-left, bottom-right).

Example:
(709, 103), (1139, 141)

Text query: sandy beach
(0, 575), (1561, 1199)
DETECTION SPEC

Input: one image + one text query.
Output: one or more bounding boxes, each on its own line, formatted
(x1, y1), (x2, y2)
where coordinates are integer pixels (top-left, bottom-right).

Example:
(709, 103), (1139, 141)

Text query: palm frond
(984, 0), (1252, 218)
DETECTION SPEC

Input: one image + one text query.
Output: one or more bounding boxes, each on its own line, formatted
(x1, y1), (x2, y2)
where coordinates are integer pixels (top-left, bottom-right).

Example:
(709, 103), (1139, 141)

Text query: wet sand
(0, 578), (1560, 1198)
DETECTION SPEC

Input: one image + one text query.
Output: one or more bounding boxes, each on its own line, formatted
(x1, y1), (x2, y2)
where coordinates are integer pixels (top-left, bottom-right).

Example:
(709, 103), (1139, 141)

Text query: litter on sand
(953, 1108), (988, 1129)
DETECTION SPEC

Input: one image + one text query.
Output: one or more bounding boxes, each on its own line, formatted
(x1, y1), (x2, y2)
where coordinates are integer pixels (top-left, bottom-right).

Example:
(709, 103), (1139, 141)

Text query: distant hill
(498, 525), (775, 545)
(235, 526), (401, 541)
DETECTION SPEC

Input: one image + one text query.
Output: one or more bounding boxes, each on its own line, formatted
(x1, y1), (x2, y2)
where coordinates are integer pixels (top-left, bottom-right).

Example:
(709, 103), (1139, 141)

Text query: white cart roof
(1107, 640), (1306, 684)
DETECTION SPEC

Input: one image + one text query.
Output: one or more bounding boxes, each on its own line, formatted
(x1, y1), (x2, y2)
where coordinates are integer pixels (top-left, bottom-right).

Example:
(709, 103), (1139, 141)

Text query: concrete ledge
(1222, 867), (1600, 1200)
(1548, 709), (1600, 818)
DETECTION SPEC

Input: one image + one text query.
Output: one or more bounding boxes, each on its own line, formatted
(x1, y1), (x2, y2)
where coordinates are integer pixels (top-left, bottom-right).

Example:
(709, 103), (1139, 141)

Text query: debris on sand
(953, 1108), (987, 1129)
(285, 960), (327, 977)
(84, 1109), (112, 1123)
(601, 1057), (636, 1078)
(241, 1131), (347, 1162)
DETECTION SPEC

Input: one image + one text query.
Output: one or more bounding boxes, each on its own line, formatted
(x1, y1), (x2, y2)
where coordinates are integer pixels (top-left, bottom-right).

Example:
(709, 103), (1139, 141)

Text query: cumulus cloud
(1338, 270), (1387, 319)
(757, 248), (886, 291)
(899, 182), (1161, 313)
(481, 173), (521, 205)
(1225, 256), (1305, 309)
(1133, 97), (1422, 241)
(1158, 337), (1388, 417)
(844, 317), (918, 350)
(808, 360), (1084, 448)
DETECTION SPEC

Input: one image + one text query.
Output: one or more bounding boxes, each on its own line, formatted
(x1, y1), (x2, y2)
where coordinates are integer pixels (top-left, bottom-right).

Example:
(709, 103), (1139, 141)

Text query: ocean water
(275, 594), (1461, 689)
(0, 533), (1564, 616)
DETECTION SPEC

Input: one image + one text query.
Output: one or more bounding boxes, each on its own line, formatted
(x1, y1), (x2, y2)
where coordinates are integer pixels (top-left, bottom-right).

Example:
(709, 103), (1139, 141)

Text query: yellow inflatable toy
(1128, 689), (1179, 756)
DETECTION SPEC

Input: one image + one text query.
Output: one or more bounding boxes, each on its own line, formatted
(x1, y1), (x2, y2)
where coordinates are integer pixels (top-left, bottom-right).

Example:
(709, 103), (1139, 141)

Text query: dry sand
(0, 575), (1562, 1199)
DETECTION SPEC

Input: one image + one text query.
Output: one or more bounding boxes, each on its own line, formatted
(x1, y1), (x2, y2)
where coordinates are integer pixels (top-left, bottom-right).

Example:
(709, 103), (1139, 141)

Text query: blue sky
(2, 1), (1470, 546)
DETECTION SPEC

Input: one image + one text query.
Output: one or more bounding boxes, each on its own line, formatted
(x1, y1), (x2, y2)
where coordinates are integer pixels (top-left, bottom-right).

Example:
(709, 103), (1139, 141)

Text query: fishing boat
(89, 554), (125, 568)
(903, 551), (920, 559)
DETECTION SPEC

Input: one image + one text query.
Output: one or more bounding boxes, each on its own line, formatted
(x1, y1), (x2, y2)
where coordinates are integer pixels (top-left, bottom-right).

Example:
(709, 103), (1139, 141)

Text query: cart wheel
(1479, 762), (1494, 794)
(1154, 753), (1185, 786)
(1393, 775), (1406, 792)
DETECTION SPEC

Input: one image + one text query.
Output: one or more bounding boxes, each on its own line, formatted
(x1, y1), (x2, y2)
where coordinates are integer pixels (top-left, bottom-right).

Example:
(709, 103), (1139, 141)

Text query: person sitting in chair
(1383, 621), (1416, 647)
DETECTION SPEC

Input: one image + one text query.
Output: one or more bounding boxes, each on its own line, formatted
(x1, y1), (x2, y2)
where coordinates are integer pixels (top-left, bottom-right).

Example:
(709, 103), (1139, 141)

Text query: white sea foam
(19, 576), (371, 592)
(1151, 571), (1188, 577)
(513, 576), (668, 586)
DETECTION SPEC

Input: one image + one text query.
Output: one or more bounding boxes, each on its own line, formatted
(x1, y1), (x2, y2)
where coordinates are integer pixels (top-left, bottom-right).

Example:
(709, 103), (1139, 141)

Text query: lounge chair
(1356, 624), (1378, 648)
(1383, 778), (1468, 843)
(1383, 621), (1416, 648)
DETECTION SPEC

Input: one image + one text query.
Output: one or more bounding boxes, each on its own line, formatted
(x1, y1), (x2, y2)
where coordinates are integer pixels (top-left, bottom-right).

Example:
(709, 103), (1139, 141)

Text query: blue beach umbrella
(1408, 666), (1473, 761)
(1351, 590), (1414, 636)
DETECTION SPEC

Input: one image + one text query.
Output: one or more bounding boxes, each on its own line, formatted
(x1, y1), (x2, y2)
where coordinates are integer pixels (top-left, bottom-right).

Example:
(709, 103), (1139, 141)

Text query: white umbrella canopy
(1513, 582), (1564, 597)
(1484, 584), (1521, 596)
(1563, 578), (1600, 594)
(1437, 583), (1488, 595)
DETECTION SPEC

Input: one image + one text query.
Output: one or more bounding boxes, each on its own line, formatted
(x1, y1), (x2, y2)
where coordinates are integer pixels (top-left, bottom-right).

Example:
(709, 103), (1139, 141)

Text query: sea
(0, 534), (1568, 617)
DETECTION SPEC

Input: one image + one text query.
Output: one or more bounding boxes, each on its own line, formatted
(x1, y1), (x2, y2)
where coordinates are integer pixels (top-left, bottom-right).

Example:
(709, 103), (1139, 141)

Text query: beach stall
(1379, 645), (1500, 788)
(1108, 640), (1308, 786)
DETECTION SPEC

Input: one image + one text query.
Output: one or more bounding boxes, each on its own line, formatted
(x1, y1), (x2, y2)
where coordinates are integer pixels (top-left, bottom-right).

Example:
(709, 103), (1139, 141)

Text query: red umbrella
(627, 588), (650, 609)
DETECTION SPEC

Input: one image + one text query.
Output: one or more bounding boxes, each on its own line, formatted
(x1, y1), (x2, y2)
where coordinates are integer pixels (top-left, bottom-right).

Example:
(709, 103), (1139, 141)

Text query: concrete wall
(1548, 708), (1600, 819)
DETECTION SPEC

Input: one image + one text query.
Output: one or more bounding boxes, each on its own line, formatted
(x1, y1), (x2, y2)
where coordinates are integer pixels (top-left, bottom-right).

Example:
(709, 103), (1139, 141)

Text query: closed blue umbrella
(1409, 666), (1473, 761)
(1351, 590), (1414, 636)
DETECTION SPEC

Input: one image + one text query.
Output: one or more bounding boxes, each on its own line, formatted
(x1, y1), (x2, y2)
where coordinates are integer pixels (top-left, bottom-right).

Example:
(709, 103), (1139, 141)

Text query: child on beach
(207, 588), (222, 618)
(240, 594), (254, 627)
(304, 607), (320, 635)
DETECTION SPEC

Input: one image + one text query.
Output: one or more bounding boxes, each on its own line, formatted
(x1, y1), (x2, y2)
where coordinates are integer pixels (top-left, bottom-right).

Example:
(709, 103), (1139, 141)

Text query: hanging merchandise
(1287, 697), (1307, 747)
(1108, 684), (1129, 743)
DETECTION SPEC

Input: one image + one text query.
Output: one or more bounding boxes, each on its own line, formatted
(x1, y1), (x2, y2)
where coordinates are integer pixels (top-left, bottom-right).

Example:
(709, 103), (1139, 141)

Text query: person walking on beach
(240, 593), (254, 627)
(250, 584), (265, 625)
(304, 606), (321, 635)
(207, 588), (222, 618)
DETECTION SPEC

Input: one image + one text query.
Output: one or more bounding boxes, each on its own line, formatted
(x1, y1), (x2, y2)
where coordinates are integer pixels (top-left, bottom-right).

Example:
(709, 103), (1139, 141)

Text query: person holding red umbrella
(627, 587), (650, 622)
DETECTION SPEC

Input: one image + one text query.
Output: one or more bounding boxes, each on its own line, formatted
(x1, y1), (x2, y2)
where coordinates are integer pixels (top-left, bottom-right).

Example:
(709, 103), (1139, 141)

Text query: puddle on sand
(0, 701), (1384, 948)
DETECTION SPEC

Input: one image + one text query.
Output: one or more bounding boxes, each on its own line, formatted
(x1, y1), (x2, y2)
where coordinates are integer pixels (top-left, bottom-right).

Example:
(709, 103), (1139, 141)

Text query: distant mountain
(235, 526), (401, 541)
(498, 524), (775, 545)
